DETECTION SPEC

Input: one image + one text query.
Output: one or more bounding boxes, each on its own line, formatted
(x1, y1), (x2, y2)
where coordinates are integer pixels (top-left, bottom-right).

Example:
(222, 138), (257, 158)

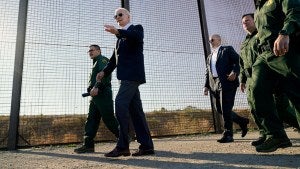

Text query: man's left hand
(227, 72), (236, 81)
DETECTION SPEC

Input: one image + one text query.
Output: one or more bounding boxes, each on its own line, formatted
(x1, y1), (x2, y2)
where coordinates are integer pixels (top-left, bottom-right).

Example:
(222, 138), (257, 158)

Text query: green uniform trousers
(247, 76), (299, 138)
(84, 88), (119, 147)
(246, 77), (266, 136)
(251, 40), (300, 138)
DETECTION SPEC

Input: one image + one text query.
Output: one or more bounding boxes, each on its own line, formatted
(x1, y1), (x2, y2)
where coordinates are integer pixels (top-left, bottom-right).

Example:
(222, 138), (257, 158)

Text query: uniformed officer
(74, 44), (119, 153)
(252, 0), (300, 152)
(240, 13), (299, 147)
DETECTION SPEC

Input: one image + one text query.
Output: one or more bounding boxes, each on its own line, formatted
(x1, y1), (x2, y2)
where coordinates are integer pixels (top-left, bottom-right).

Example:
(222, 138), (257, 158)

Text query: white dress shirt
(121, 22), (132, 30)
(211, 45), (221, 77)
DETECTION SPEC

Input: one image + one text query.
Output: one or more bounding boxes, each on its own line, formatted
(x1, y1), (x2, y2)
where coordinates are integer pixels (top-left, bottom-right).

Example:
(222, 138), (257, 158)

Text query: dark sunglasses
(114, 13), (123, 19)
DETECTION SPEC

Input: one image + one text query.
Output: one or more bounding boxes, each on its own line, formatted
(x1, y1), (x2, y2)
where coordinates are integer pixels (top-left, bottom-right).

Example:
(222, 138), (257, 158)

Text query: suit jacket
(103, 24), (146, 84)
(204, 46), (240, 91)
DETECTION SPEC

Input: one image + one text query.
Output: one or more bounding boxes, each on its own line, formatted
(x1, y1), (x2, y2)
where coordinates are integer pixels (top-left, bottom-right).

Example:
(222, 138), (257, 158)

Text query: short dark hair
(89, 44), (100, 50)
(242, 13), (254, 19)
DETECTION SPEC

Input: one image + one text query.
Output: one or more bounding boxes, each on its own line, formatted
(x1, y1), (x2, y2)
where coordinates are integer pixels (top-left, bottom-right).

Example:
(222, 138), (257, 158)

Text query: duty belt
(258, 44), (272, 54)
(258, 30), (300, 54)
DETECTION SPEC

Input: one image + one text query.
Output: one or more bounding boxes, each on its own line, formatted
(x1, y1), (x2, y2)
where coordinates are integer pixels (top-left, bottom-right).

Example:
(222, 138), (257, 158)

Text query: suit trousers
(210, 78), (245, 134)
(115, 80), (154, 150)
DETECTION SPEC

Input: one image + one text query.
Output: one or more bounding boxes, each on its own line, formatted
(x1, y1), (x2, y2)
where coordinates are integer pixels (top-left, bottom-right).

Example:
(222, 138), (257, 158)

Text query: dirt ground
(1, 128), (300, 169)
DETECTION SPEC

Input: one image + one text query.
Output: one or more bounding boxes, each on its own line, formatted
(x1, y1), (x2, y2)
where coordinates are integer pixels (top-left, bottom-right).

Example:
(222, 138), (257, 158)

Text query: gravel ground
(1, 128), (300, 169)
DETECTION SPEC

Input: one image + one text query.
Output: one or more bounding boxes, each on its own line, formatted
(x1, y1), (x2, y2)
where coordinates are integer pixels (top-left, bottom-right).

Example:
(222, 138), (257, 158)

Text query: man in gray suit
(204, 34), (249, 143)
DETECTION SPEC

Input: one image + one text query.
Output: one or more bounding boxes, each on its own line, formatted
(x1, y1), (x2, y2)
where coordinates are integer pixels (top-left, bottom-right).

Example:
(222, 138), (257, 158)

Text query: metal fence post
(7, 0), (29, 150)
(197, 0), (222, 133)
(122, 0), (130, 11)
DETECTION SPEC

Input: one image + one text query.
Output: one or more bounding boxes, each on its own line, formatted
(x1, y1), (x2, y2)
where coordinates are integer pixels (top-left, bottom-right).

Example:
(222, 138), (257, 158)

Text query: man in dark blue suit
(204, 34), (249, 143)
(96, 7), (154, 157)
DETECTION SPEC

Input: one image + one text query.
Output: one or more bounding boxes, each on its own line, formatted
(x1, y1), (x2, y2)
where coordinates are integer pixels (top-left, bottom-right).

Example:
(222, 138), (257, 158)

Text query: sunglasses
(114, 13), (123, 19)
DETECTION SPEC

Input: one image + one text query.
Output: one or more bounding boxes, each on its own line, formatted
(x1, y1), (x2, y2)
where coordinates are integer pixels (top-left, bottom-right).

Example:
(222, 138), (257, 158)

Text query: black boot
(74, 137), (95, 153)
(74, 145), (95, 153)
(251, 136), (266, 146)
(255, 137), (292, 152)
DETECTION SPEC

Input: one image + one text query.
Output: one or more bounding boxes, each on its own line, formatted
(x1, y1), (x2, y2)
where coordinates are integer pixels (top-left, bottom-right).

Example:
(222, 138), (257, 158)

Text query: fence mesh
(0, 0), (255, 148)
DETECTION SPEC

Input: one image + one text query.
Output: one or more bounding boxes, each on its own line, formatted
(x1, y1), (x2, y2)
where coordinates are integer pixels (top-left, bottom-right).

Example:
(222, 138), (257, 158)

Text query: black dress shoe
(240, 118), (249, 137)
(132, 149), (155, 156)
(104, 147), (131, 157)
(217, 135), (234, 143)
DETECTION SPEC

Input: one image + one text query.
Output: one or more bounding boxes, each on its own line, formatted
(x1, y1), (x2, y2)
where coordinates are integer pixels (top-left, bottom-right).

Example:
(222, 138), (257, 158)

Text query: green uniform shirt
(239, 30), (259, 84)
(254, 0), (300, 50)
(89, 55), (111, 95)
